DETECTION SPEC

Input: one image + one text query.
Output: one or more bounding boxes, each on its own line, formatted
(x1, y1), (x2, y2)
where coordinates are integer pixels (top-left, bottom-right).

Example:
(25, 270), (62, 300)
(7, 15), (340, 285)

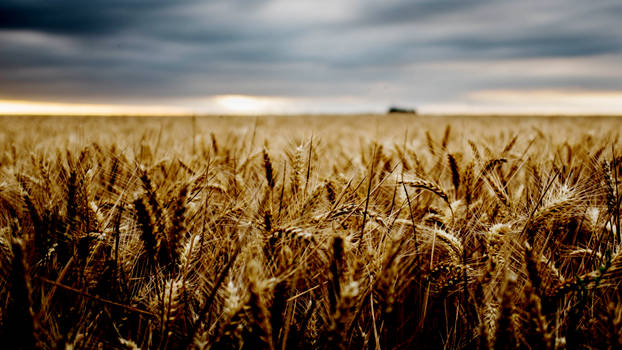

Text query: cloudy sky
(1, 0), (622, 115)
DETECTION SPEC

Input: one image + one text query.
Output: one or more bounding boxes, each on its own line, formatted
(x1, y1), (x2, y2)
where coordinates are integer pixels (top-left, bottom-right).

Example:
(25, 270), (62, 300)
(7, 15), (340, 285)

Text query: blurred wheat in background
(0, 115), (621, 349)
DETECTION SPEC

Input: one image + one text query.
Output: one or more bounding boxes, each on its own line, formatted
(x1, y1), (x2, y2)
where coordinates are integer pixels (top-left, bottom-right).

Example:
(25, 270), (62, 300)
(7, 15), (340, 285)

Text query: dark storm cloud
(0, 0), (177, 36)
(433, 33), (622, 58)
(350, 0), (622, 61)
(1, 0), (622, 110)
(355, 1), (490, 25)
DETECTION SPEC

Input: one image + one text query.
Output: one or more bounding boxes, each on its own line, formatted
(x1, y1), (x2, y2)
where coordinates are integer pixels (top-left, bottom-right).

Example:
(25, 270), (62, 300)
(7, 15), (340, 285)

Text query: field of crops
(1, 115), (621, 349)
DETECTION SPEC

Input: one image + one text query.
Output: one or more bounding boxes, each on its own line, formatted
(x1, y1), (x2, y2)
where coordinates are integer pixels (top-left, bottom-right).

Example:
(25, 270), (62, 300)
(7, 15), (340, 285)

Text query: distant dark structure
(387, 106), (417, 114)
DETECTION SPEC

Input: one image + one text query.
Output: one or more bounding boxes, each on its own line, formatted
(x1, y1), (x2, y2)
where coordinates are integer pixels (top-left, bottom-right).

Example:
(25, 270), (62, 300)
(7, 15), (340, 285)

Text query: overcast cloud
(1, 0), (622, 114)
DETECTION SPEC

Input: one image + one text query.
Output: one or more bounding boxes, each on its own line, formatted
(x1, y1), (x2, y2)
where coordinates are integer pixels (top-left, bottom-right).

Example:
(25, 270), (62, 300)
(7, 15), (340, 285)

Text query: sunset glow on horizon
(3, 89), (622, 116)
(0, 99), (190, 116)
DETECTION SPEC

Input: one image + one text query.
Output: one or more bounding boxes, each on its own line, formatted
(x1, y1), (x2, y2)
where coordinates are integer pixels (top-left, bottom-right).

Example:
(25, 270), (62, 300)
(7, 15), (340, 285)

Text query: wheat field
(0, 115), (621, 349)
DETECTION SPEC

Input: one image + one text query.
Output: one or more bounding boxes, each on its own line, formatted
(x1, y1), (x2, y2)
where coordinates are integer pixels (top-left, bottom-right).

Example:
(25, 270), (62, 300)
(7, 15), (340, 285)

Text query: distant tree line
(387, 106), (417, 114)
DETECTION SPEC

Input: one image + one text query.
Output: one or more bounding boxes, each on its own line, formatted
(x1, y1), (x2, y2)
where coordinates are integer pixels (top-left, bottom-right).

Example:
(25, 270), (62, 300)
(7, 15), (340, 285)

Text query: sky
(1, 0), (622, 115)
